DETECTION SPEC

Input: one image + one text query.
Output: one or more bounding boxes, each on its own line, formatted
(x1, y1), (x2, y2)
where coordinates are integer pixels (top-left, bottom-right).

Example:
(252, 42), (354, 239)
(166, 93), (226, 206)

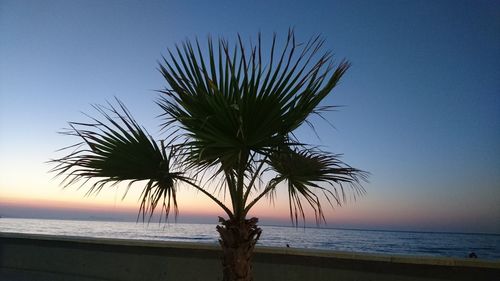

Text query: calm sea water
(1, 218), (498, 260)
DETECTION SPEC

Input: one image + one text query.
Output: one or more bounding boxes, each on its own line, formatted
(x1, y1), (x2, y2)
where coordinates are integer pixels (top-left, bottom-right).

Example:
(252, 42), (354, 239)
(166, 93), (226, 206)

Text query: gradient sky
(1, 0), (499, 233)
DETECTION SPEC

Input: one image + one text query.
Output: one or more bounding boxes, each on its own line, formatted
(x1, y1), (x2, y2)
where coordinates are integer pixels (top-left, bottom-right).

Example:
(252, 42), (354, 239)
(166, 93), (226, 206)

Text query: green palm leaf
(50, 99), (184, 221)
(157, 31), (350, 174)
(268, 147), (368, 225)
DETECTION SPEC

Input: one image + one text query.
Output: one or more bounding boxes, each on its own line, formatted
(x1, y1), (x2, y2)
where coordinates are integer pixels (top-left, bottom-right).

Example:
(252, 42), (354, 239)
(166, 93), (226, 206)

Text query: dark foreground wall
(1, 232), (498, 281)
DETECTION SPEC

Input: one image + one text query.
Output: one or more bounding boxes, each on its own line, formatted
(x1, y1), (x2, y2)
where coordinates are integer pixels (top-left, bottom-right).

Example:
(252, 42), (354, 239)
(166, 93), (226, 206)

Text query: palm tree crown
(51, 30), (367, 226)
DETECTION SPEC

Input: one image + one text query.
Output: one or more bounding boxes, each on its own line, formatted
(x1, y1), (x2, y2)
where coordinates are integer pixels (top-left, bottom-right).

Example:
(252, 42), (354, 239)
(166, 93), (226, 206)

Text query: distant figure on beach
(468, 252), (478, 258)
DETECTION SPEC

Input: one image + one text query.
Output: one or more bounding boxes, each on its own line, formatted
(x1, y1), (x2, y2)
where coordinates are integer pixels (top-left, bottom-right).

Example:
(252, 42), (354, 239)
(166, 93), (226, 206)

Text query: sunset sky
(1, 0), (499, 233)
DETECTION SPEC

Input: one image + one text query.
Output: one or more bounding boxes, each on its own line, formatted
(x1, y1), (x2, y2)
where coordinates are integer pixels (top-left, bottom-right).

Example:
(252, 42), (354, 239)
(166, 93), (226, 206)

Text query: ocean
(0, 218), (498, 260)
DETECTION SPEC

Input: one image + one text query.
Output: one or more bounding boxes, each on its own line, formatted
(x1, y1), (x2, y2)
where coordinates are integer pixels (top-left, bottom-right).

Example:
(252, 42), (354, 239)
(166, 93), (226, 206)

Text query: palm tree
(51, 31), (367, 281)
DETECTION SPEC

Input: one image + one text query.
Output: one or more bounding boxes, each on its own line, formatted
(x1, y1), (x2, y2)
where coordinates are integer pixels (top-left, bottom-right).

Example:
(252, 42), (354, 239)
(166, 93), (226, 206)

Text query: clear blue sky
(1, 0), (499, 233)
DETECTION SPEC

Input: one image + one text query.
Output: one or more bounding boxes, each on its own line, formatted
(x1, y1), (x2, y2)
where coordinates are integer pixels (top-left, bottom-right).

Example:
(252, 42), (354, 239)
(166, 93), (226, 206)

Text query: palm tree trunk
(216, 217), (262, 281)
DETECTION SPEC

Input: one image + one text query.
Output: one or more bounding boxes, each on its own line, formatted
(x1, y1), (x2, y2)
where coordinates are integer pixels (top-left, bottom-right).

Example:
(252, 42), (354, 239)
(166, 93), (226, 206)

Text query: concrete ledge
(1, 232), (499, 281)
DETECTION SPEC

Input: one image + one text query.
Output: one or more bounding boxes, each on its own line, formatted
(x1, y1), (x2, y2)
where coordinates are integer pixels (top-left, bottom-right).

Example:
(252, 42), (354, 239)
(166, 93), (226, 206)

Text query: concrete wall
(1, 232), (498, 281)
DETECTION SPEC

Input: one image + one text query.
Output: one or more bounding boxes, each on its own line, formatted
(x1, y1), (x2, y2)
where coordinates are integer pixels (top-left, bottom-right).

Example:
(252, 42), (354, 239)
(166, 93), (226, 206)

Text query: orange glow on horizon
(0, 196), (135, 213)
(1, 194), (489, 232)
(0, 195), (226, 219)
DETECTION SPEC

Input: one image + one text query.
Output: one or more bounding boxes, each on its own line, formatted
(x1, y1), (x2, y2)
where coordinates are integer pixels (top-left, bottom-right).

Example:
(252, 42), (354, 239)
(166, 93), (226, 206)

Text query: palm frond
(49, 99), (184, 221)
(157, 30), (350, 174)
(268, 147), (368, 226)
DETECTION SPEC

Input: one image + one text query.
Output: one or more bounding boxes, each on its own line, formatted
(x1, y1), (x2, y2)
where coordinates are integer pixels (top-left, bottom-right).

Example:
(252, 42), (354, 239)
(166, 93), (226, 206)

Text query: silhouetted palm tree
(51, 31), (367, 281)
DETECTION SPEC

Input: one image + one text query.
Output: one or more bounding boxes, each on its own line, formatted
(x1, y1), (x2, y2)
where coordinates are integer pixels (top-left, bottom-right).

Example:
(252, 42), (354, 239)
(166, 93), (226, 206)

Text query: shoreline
(1, 217), (499, 261)
(2, 216), (499, 236)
